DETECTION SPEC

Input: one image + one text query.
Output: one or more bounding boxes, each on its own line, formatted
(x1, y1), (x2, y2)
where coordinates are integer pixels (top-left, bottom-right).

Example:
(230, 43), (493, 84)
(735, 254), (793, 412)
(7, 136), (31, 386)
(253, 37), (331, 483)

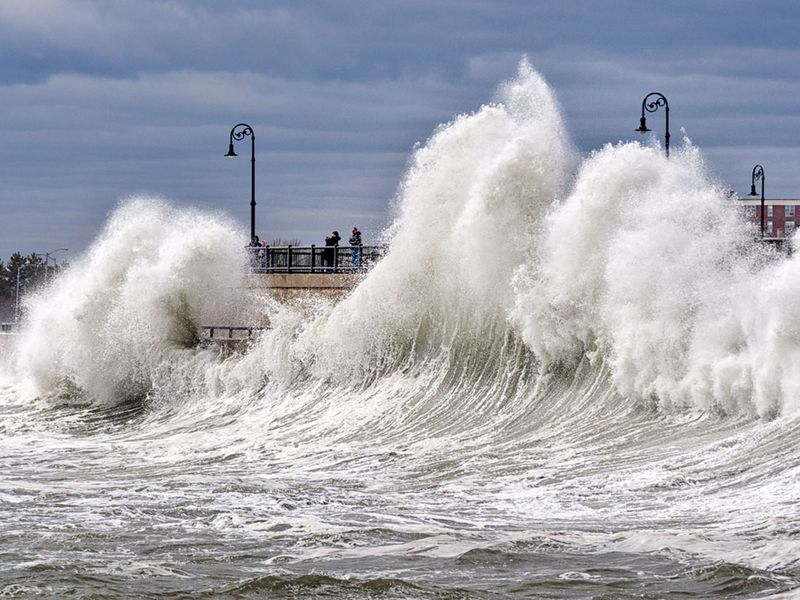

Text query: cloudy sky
(1, 0), (799, 259)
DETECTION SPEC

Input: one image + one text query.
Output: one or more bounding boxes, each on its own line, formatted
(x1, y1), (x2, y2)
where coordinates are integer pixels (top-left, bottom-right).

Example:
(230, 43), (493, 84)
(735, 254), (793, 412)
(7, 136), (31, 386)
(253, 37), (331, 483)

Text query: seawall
(248, 273), (362, 303)
(4, 275), (362, 354)
(200, 273), (361, 350)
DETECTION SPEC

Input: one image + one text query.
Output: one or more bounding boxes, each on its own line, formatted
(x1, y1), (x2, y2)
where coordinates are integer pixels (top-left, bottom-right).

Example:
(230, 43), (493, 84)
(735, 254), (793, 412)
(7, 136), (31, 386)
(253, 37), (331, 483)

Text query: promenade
(248, 245), (385, 274)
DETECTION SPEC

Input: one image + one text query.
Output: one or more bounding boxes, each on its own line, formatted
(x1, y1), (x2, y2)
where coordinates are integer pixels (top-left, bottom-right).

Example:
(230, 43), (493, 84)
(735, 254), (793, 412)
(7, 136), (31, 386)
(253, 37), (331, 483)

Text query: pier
(200, 246), (383, 348)
(199, 272), (361, 350)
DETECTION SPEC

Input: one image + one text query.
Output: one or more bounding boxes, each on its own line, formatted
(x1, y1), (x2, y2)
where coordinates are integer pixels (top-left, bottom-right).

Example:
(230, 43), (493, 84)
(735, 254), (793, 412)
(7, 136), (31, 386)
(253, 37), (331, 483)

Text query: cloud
(0, 65), (475, 255)
(1, 0), (800, 258)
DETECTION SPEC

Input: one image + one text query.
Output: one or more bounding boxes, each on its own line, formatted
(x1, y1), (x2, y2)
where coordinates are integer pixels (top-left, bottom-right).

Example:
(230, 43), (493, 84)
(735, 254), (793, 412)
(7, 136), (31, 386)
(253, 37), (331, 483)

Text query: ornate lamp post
(225, 123), (256, 241)
(635, 92), (670, 157)
(750, 164), (766, 238)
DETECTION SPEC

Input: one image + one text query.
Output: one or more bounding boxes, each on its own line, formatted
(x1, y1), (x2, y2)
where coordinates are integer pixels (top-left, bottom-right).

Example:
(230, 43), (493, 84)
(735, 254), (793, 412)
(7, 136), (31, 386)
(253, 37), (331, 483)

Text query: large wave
(12, 199), (252, 405)
(512, 142), (785, 417)
(6, 59), (800, 422)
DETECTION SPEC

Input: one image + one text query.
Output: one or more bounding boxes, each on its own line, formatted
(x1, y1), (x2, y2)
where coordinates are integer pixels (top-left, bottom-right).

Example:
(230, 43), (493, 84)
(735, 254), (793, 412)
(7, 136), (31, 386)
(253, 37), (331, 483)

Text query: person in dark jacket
(349, 226), (362, 269)
(248, 235), (261, 268)
(323, 230), (341, 271)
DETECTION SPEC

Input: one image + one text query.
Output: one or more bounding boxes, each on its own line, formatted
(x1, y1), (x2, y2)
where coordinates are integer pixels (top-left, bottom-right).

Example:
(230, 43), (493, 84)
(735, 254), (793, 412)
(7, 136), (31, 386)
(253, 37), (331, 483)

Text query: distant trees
(269, 238), (304, 247)
(0, 252), (64, 322)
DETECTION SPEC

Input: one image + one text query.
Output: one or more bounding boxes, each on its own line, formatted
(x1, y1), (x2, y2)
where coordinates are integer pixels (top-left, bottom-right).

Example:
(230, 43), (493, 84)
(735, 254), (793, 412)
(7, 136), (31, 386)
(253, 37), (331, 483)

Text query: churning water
(2, 60), (800, 598)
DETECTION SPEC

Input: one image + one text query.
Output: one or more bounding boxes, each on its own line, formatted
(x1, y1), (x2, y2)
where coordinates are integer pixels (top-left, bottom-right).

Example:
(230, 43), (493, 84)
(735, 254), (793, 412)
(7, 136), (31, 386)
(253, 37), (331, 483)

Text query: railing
(200, 326), (267, 340)
(247, 245), (386, 274)
(0, 322), (18, 334)
(762, 237), (793, 255)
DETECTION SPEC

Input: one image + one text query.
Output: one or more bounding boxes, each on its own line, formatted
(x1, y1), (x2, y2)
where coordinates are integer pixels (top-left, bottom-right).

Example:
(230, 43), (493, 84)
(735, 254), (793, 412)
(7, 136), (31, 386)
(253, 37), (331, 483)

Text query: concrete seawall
(198, 274), (362, 349)
(249, 273), (362, 303)
(2, 275), (363, 354)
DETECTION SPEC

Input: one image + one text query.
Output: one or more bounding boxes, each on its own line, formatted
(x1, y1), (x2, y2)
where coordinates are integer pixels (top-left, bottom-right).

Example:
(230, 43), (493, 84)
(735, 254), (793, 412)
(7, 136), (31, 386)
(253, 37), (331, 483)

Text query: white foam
(12, 198), (250, 405)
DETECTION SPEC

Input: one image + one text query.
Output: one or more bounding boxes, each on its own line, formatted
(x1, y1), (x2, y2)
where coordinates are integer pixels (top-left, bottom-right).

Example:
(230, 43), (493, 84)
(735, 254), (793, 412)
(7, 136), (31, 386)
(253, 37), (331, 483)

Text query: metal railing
(200, 326), (267, 340)
(247, 245), (385, 274)
(1, 322), (18, 334)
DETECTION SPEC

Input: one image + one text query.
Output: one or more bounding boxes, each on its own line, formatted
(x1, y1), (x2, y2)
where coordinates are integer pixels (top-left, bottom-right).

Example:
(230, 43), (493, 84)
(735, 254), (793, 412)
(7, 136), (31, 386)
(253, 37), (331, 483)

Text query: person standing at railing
(323, 230), (340, 272)
(349, 226), (362, 270)
(247, 235), (261, 269)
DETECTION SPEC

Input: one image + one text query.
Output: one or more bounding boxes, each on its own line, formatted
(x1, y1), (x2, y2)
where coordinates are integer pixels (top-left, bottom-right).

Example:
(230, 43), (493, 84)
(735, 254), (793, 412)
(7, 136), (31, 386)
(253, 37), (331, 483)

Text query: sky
(1, 0), (799, 259)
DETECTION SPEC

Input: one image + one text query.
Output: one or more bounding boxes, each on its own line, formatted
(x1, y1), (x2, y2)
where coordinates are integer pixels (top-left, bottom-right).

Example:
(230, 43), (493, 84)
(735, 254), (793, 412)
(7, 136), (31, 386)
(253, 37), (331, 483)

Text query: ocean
(1, 60), (799, 598)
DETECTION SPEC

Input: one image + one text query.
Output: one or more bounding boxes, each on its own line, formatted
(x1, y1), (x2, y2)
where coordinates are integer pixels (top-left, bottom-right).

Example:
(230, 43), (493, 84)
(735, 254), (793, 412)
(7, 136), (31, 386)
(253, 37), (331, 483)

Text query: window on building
(746, 206), (756, 217)
(787, 205), (796, 217)
(767, 205), (774, 217)
(786, 221), (795, 236)
(768, 221), (774, 234)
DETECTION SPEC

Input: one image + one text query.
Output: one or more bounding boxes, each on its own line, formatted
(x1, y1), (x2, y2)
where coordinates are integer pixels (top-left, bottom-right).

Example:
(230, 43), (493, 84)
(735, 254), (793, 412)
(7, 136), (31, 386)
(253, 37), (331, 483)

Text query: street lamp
(43, 248), (68, 284)
(750, 164), (766, 238)
(636, 92), (670, 157)
(225, 123), (257, 242)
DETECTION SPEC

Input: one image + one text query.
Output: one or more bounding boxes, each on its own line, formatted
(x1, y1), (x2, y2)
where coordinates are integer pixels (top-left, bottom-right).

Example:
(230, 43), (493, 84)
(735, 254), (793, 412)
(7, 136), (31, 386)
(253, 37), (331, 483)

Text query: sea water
(1, 60), (799, 598)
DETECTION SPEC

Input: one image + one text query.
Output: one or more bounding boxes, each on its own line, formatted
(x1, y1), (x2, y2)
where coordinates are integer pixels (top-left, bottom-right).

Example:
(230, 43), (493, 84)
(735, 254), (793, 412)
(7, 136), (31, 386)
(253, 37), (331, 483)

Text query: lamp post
(43, 248), (68, 284)
(635, 92), (670, 157)
(225, 123), (256, 242)
(750, 164), (766, 238)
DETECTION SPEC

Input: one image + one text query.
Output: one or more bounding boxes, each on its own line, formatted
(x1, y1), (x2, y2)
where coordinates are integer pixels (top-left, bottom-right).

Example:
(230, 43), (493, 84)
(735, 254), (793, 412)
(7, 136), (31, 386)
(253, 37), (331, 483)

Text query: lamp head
(750, 184), (758, 197)
(225, 143), (238, 158)
(635, 116), (650, 133)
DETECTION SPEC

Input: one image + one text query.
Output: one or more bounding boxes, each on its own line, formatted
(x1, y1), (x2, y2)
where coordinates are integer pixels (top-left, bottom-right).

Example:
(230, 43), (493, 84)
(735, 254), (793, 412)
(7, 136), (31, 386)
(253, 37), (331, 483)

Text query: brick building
(738, 198), (800, 239)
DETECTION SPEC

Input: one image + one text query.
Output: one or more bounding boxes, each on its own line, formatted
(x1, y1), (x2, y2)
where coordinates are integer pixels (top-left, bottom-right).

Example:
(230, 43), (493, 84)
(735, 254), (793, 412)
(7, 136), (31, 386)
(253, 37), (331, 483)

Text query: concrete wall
(2, 276), (362, 356)
(248, 273), (361, 303)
